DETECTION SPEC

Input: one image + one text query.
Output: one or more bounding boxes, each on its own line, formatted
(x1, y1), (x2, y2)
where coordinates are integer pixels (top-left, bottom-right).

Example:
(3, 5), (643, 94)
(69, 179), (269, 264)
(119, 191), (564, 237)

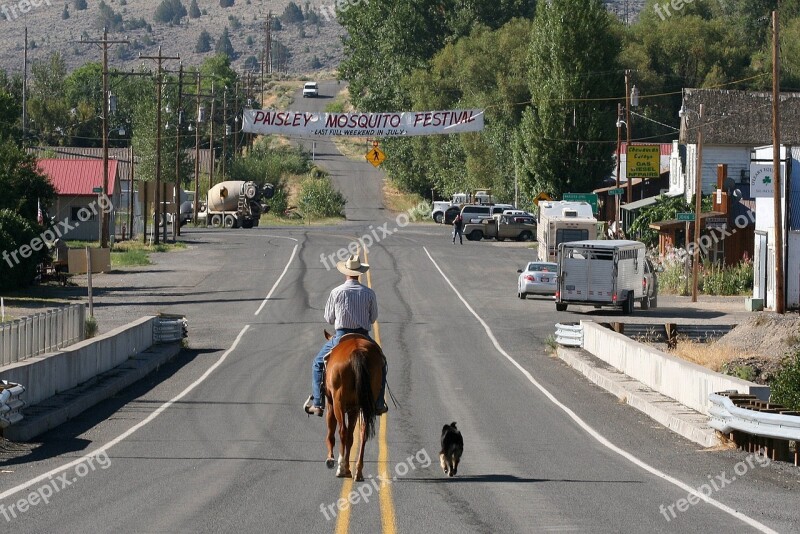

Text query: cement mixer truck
(198, 180), (274, 229)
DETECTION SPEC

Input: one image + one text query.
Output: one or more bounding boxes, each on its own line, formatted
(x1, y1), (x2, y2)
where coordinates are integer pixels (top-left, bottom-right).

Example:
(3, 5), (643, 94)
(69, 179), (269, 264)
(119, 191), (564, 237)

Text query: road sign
(677, 212), (695, 221)
(92, 187), (103, 194)
(533, 192), (552, 206)
(706, 217), (727, 229)
(366, 146), (386, 167)
(563, 193), (598, 214)
(608, 188), (625, 196)
(627, 145), (661, 179)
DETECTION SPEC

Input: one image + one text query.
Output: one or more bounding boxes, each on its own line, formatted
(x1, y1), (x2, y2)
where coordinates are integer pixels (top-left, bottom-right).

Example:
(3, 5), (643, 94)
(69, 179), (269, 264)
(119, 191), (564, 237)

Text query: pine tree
(215, 28), (236, 59)
(195, 30), (212, 53)
(189, 0), (201, 18)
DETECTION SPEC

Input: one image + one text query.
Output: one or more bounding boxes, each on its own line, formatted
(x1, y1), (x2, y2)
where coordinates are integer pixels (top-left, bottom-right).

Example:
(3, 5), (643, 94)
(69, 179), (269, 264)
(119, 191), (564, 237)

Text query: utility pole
(691, 104), (704, 303)
(129, 145), (135, 239)
(233, 81), (239, 158)
(615, 102), (622, 237)
(193, 72), (201, 225)
(22, 27), (27, 143)
(222, 87), (227, 179)
(81, 29), (129, 248)
(625, 69), (633, 204)
(140, 48), (180, 246)
(772, 10), (785, 314)
(174, 63), (184, 239)
(208, 82), (216, 188)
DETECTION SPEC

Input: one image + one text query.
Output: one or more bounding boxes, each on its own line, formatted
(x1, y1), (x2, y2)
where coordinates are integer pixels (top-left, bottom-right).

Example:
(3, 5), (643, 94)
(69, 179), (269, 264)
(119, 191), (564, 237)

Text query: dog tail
(352, 349), (377, 440)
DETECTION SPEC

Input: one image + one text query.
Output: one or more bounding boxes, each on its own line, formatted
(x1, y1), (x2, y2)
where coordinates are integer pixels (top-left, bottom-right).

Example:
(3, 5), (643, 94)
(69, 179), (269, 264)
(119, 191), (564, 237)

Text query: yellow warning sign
(533, 192), (552, 206)
(366, 146), (386, 167)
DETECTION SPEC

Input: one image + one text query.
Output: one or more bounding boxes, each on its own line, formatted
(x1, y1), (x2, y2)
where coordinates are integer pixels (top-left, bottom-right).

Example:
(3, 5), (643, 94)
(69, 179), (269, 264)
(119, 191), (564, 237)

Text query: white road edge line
(0, 324), (251, 504)
(423, 246), (777, 534)
(255, 243), (299, 316)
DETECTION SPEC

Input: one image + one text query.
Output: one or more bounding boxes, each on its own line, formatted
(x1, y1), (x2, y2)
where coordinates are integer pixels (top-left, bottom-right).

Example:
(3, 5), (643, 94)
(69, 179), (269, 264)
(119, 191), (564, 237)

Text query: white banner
(242, 109), (484, 137)
(750, 162), (786, 198)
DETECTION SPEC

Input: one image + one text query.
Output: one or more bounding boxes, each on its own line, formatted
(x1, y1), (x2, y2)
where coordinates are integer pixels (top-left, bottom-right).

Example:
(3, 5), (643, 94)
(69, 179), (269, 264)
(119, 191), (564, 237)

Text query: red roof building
(37, 159), (119, 196)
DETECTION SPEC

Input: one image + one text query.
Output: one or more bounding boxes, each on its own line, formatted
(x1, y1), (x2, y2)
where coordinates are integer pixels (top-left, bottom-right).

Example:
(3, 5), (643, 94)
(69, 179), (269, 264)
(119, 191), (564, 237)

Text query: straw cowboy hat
(337, 255), (370, 276)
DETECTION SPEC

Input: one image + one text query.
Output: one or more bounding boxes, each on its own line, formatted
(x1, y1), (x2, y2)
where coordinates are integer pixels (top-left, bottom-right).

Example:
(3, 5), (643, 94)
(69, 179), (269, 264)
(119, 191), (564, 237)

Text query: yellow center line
(333, 248), (396, 534)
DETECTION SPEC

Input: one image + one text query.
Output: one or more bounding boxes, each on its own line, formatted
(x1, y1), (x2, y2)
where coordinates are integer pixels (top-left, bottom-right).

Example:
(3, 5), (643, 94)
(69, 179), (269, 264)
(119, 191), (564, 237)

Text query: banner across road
(242, 109), (485, 137)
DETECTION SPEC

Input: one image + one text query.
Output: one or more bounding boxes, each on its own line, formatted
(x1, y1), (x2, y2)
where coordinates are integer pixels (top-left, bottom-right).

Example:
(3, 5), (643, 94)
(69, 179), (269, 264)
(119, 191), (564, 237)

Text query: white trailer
(536, 201), (598, 262)
(555, 240), (654, 314)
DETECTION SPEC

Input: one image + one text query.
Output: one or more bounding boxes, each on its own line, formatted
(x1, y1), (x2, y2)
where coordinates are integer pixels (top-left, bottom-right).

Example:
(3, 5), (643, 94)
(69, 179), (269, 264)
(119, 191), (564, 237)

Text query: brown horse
(323, 330), (384, 481)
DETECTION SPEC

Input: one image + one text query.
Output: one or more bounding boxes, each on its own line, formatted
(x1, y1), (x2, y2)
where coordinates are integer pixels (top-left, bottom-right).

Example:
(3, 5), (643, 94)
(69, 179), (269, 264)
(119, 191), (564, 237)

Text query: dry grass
(330, 137), (373, 161)
(669, 339), (756, 372)
(383, 180), (426, 215)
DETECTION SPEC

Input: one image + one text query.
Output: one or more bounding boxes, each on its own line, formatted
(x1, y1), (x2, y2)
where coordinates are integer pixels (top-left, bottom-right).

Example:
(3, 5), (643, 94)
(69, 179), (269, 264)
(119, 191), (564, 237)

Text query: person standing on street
(453, 213), (464, 245)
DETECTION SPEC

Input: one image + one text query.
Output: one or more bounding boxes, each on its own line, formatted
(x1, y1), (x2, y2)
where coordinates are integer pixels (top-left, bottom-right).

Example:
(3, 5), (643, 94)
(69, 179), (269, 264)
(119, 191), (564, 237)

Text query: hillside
(0, 0), (345, 75)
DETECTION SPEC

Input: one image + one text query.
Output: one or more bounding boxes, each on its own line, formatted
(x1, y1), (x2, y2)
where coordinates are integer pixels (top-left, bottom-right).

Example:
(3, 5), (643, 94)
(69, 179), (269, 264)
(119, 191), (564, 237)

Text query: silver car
(517, 262), (558, 299)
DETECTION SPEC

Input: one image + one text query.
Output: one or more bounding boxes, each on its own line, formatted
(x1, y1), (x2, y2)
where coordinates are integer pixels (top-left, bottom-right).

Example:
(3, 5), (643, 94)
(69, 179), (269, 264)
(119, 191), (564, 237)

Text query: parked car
(464, 214), (536, 241)
(517, 262), (558, 298)
(303, 82), (319, 97)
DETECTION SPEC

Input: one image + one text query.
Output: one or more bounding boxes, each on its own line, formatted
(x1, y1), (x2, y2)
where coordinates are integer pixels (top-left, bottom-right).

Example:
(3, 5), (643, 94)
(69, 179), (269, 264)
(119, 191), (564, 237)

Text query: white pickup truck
(555, 240), (658, 314)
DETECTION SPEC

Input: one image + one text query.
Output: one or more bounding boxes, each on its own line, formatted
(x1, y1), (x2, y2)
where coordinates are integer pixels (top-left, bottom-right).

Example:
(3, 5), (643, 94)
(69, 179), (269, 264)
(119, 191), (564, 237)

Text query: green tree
(385, 19), (533, 199)
(195, 30), (213, 53)
(96, 0), (124, 31)
(215, 27), (236, 59)
(27, 53), (70, 146)
(281, 1), (304, 23)
(189, 0), (201, 18)
(154, 0), (188, 24)
(515, 0), (621, 200)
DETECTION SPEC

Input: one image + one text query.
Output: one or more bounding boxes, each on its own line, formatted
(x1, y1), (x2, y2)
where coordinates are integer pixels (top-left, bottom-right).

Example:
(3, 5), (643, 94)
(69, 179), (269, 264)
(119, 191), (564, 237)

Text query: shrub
(0, 210), (44, 291)
(298, 177), (345, 218)
(770, 351), (800, 410)
(84, 315), (98, 339)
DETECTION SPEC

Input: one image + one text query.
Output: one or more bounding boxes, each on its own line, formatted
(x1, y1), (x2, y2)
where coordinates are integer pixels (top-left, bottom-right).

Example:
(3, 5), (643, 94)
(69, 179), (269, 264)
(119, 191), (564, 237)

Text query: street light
(679, 102), (704, 303)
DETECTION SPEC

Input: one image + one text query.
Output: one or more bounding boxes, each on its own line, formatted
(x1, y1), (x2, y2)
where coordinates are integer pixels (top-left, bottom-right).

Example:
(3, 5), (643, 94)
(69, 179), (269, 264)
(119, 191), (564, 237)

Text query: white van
(555, 240), (656, 314)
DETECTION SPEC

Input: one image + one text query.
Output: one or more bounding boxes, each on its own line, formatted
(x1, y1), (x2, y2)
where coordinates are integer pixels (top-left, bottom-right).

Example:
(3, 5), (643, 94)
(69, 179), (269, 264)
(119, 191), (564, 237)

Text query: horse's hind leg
(335, 407), (351, 478)
(343, 412), (358, 480)
(355, 414), (368, 482)
(325, 400), (336, 469)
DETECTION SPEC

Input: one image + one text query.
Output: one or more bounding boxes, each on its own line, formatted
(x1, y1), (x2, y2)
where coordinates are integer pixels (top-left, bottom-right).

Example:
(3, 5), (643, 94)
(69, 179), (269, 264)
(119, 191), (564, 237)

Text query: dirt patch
(666, 314), (800, 384)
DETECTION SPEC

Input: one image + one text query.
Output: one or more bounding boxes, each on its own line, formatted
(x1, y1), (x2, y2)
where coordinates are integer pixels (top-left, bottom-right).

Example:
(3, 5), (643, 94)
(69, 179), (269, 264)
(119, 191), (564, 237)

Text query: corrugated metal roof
(37, 159), (118, 195)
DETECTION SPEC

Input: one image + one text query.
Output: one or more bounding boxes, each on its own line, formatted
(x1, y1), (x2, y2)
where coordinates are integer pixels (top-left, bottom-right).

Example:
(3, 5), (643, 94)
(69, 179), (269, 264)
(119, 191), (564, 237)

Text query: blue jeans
(312, 328), (387, 409)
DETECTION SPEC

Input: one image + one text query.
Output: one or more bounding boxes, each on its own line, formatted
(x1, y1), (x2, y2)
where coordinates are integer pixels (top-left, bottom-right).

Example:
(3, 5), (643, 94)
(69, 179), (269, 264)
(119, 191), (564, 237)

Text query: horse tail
(352, 349), (377, 440)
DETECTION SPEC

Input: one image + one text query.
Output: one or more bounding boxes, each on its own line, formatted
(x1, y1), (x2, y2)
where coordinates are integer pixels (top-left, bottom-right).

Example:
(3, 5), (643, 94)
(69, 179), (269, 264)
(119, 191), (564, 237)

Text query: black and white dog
(439, 422), (463, 477)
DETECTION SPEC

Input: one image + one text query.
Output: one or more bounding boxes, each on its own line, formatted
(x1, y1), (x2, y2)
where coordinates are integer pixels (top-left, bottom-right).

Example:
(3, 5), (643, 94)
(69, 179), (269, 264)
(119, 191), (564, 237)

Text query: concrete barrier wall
(0, 317), (155, 407)
(581, 321), (770, 415)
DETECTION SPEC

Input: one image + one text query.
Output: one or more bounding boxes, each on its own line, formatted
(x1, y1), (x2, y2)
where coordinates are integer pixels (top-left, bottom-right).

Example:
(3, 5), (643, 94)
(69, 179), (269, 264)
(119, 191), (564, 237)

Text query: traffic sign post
(92, 187), (103, 194)
(609, 188), (625, 196)
(677, 212), (695, 221)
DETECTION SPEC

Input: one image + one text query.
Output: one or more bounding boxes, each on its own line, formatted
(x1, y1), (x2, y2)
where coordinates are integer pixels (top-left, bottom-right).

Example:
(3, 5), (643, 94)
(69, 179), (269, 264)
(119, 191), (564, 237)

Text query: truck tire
(641, 293), (650, 310)
(433, 212), (444, 224)
(468, 230), (483, 241)
(556, 303), (568, 312)
(241, 219), (254, 229)
(651, 295), (658, 309)
(224, 214), (237, 228)
(210, 214), (223, 228)
(623, 292), (634, 315)
(518, 231), (533, 241)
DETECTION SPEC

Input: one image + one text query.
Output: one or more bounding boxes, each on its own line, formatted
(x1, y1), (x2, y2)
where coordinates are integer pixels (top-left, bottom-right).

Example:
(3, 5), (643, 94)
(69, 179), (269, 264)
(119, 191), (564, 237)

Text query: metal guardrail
(709, 392), (800, 441)
(555, 323), (583, 347)
(0, 381), (26, 428)
(0, 304), (86, 366)
(153, 315), (188, 344)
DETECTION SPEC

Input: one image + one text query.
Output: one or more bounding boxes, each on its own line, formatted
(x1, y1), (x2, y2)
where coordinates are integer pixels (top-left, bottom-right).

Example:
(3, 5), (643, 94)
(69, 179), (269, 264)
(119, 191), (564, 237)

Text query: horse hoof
(326, 458), (335, 469)
(355, 473), (364, 482)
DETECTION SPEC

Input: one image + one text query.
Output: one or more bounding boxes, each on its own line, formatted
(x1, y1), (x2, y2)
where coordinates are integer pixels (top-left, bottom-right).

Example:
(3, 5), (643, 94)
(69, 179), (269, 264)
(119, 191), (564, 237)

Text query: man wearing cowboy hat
(303, 254), (388, 416)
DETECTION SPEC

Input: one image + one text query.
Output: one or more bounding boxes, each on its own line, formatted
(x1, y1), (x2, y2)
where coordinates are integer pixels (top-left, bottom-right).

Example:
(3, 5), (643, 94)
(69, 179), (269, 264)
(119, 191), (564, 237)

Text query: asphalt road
(0, 85), (798, 534)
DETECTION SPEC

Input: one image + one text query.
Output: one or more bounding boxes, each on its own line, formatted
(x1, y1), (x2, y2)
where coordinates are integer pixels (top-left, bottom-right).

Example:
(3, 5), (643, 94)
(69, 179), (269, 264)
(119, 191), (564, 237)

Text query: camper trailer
(536, 201), (598, 262)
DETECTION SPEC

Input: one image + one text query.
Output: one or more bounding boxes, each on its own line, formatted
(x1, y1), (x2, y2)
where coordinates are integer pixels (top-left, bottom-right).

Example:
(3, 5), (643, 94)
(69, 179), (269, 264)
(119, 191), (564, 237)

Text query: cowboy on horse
(303, 254), (388, 417)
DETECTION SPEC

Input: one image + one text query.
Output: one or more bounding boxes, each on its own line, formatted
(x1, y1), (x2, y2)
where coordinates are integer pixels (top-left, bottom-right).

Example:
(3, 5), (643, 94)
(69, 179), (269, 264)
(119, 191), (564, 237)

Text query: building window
(71, 206), (97, 222)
